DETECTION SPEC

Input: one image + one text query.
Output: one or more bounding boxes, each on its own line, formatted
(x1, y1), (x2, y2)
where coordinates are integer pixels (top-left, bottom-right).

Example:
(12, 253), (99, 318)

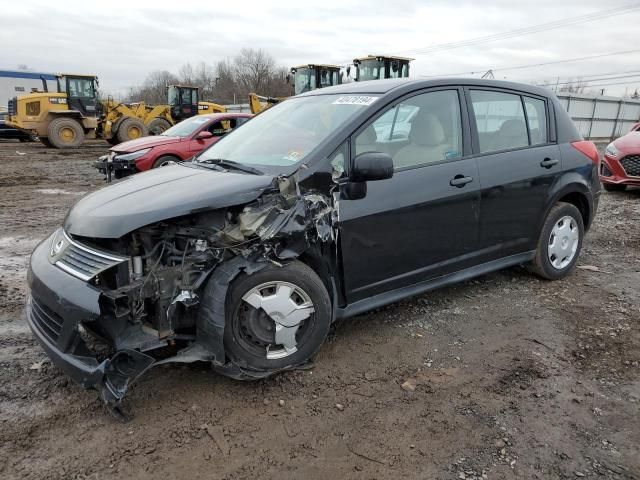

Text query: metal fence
(556, 93), (640, 142)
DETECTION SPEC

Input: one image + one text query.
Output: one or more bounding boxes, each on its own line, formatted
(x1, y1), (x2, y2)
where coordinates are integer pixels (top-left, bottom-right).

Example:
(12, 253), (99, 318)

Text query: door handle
(540, 158), (559, 168)
(450, 175), (473, 187)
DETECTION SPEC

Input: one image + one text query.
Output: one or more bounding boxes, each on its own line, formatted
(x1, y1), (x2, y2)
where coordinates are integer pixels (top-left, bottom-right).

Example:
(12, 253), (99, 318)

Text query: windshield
(162, 115), (210, 137)
(167, 86), (179, 105)
(357, 60), (384, 81)
(294, 68), (313, 95)
(66, 78), (95, 98)
(197, 94), (379, 168)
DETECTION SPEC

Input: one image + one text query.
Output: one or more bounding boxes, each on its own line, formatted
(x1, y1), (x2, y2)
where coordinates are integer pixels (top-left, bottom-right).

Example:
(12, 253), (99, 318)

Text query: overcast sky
(2, 0), (639, 96)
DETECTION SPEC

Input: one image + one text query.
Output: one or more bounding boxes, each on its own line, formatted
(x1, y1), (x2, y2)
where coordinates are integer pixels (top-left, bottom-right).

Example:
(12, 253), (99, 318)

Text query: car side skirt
(335, 250), (536, 320)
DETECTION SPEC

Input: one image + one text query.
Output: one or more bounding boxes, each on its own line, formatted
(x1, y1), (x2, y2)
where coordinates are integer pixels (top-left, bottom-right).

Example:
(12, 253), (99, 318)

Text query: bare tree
(558, 79), (587, 94)
(127, 70), (179, 104)
(126, 48), (292, 105)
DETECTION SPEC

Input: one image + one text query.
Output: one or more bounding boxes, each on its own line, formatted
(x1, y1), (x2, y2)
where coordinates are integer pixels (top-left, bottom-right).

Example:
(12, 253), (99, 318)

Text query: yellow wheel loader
(137, 85), (226, 135)
(352, 55), (413, 81)
(97, 100), (149, 145)
(248, 63), (342, 114)
(99, 86), (225, 143)
(7, 74), (102, 148)
(290, 64), (341, 95)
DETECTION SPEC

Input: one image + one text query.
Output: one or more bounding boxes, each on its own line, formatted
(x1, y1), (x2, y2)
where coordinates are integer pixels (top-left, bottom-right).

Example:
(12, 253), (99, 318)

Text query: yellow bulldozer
(248, 63), (342, 114)
(8, 76), (226, 148)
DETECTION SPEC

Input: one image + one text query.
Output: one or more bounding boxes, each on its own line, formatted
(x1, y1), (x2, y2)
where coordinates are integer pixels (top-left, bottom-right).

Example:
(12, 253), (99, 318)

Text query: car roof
(298, 78), (553, 98)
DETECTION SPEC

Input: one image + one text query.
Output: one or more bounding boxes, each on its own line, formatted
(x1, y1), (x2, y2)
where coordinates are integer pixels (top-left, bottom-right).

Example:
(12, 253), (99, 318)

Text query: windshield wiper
(197, 158), (262, 175)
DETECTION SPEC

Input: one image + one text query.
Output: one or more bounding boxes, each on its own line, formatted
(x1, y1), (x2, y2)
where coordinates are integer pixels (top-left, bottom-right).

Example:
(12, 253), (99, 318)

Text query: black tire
(603, 183), (627, 192)
(152, 155), (179, 169)
(223, 261), (332, 371)
(529, 202), (584, 280)
(46, 117), (84, 148)
(148, 117), (172, 135)
(106, 136), (120, 146)
(116, 118), (147, 144)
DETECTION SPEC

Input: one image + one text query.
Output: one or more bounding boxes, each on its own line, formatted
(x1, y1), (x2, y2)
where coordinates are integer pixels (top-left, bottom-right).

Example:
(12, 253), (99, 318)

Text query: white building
(0, 70), (58, 110)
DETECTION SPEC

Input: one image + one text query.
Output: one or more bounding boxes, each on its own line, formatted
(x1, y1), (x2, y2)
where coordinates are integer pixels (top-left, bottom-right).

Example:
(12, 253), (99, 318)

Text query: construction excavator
(8, 77), (226, 148)
(248, 63), (342, 114)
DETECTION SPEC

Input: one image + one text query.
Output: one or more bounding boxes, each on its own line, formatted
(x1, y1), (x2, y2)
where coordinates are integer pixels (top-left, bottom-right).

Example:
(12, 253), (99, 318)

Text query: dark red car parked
(600, 122), (640, 191)
(96, 112), (253, 179)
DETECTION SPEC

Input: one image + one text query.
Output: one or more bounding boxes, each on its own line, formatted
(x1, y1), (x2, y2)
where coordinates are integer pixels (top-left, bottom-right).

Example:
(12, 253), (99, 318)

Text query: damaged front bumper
(27, 235), (154, 416)
(94, 156), (137, 182)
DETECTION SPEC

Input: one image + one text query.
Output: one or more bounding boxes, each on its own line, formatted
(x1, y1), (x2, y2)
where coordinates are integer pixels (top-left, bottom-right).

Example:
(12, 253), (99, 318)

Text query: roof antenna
(481, 69), (494, 79)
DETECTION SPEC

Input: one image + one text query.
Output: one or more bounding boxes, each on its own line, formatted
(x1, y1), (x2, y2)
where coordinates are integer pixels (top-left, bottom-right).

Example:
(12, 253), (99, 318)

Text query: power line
(562, 79), (640, 88)
(397, 3), (640, 56)
(538, 73), (640, 87)
(550, 69), (640, 80)
(420, 49), (640, 78)
(333, 2), (640, 64)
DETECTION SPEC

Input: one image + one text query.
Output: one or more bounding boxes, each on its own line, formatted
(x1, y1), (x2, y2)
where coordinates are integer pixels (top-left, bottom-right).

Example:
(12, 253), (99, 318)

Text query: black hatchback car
(27, 78), (600, 414)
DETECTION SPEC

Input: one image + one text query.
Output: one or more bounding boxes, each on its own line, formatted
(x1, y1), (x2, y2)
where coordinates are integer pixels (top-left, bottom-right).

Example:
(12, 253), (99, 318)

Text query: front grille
(30, 297), (63, 344)
(620, 155), (640, 177)
(55, 230), (128, 281)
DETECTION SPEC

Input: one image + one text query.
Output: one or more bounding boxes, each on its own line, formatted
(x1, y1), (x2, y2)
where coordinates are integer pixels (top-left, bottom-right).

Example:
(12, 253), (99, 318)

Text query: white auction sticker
(332, 96), (378, 106)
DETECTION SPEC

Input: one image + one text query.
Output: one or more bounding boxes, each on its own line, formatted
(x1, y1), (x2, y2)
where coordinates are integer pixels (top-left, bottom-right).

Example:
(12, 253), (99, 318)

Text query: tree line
(125, 48), (293, 105)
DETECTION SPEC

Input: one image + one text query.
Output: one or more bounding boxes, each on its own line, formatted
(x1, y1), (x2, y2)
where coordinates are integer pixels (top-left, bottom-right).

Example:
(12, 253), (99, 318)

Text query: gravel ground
(0, 139), (638, 480)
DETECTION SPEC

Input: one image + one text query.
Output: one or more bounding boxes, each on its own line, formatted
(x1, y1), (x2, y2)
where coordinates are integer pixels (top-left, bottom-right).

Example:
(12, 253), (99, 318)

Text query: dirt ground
(0, 139), (638, 480)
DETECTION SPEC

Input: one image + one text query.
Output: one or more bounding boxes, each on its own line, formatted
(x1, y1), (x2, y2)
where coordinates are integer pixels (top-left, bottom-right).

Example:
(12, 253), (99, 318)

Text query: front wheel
(529, 202), (584, 280)
(152, 155), (178, 169)
(223, 261), (332, 371)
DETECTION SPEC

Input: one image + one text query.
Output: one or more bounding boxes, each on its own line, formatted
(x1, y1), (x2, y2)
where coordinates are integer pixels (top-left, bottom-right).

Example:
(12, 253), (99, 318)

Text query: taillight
(571, 140), (600, 166)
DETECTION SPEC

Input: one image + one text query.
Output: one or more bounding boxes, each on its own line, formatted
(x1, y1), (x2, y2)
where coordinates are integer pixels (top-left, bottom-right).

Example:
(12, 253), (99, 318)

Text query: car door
(338, 88), (481, 303)
(466, 89), (562, 259)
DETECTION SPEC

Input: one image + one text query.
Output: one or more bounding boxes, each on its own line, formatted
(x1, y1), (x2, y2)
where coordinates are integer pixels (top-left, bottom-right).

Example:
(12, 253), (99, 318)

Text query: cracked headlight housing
(114, 148), (151, 161)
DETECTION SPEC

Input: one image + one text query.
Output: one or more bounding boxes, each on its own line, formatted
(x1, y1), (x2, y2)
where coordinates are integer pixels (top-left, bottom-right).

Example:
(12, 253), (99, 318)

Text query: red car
(600, 122), (640, 191)
(96, 112), (253, 179)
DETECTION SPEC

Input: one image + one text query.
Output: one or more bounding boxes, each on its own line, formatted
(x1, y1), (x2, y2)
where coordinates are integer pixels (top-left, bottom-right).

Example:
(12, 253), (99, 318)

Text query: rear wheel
(223, 261), (332, 371)
(148, 118), (172, 135)
(603, 183), (627, 192)
(116, 118), (147, 143)
(529, 202), (584, 280)
(47, 117), (84, 148)
(106, 136), (120, 146)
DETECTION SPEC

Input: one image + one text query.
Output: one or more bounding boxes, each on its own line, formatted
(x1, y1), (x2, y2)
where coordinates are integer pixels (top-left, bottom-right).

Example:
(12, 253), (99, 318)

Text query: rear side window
(470, 90), (528, 153)
(523, 97), (548, 145)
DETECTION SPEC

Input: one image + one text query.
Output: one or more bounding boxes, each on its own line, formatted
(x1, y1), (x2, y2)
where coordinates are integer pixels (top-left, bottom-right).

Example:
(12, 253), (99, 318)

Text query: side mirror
(351, 151), (394, 182)
(195, 130), (214, 140)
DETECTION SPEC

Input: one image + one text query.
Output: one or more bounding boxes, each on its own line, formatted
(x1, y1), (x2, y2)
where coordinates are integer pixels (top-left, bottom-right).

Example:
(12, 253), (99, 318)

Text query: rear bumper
(27, 234), (154, 409)
(600, 154), (640, 186)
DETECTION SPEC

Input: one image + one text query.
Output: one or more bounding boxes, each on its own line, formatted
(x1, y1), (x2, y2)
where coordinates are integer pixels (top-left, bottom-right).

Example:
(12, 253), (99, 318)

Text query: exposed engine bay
(58, 174), (336, 417)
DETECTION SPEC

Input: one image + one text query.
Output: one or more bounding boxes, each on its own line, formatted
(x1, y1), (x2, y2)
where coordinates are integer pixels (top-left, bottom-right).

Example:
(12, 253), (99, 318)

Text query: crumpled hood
(64, 164), (275, 238)
(112, 135), (183, 152)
